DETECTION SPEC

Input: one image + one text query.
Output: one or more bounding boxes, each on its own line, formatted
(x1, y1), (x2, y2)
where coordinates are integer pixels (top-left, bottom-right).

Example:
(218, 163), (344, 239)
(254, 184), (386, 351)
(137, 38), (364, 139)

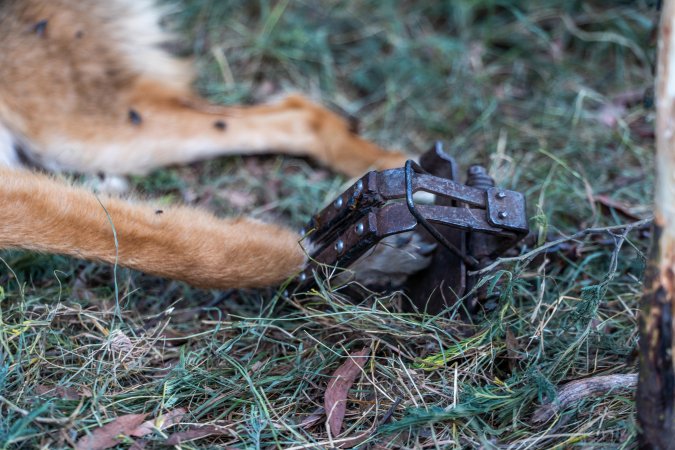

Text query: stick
(532, 373), (637, 424)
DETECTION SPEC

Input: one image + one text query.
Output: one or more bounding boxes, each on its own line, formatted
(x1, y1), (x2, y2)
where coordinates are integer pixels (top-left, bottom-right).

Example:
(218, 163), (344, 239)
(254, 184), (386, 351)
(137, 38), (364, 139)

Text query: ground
(0, 0), (657, 448)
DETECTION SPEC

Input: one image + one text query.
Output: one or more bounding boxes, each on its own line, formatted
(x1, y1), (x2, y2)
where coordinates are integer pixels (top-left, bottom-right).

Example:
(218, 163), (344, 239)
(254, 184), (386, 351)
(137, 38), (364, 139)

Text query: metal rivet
(334, 197), (343, 209)
(356, 180), (364, 190)
(496, 191), (506, 199)
(498, 211), (508, 219)
(299, 273), (307, 282)
(335, 240), (344, 254)
(355, 223), (364, 235)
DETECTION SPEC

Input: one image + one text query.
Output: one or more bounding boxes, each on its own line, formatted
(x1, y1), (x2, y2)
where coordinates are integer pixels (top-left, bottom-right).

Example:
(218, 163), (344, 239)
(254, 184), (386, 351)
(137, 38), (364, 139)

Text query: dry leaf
(505, 328), (522, 372)
(35, 384), (88, 400)
(164, 424), (230, 445)
(72, 275), (96, 301)
(130, 408), (186, 437)
(324, 347), (370, 437)
(594, 89), (644, 128)
(596, 103), (626, 128)
(298, 407), (325, 429)
(128, 441), (147, 450)
(109, 330), (134, 354)
(76, 414), (148, 450)
(593, 194), (641, 221)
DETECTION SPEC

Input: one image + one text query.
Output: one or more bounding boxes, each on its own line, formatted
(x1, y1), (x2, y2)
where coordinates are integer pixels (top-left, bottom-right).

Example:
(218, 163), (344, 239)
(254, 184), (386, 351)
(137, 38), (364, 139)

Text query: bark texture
(638, 2), (675, 448)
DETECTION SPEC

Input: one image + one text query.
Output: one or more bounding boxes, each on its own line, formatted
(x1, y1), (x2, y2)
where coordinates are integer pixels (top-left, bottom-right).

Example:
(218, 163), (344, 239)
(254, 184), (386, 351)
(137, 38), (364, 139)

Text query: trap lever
(296, 142), (529, 314)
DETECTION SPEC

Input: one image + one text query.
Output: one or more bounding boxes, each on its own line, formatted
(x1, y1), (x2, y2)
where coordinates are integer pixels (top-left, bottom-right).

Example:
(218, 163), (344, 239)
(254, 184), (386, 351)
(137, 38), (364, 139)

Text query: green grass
(0, 0), (657, 448)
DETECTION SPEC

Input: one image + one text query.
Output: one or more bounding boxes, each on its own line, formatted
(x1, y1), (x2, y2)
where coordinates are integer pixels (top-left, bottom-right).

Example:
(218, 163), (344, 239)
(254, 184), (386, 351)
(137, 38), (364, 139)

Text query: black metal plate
(485, 188), (528, 233)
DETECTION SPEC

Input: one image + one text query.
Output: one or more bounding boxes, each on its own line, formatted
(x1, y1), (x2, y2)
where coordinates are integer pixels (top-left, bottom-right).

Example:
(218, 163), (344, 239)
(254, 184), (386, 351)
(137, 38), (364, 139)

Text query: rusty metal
(296, 142), (529, 315)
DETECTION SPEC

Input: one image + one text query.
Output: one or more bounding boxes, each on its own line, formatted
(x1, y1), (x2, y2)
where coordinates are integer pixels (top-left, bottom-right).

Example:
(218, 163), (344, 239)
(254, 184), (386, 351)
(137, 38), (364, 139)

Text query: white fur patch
(337, 232), (435, 287)
(0, 123), (20, 168)
(109, 0), (194, 88)
(82, 174), (131, 195)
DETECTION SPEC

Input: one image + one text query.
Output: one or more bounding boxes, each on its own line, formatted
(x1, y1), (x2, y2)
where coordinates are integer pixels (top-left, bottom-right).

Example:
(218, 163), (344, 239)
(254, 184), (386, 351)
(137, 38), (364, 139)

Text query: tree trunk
(638, 2), (675, 448)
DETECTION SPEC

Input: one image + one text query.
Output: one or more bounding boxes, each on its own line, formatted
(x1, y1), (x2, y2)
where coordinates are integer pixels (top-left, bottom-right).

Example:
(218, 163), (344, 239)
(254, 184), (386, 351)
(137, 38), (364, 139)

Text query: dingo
(0, 0), (409, 289)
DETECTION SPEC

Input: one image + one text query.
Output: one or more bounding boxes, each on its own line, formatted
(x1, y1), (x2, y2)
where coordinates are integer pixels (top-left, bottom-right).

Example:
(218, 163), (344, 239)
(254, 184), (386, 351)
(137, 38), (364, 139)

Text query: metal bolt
(468, 165), (485, 175)
(496, 191), (506, 199)
(356, 180), (364, 190)
(355, 222), (364, 235)
(498, 211), (508, 219)
(335, 240), (345, 254)
(334, 196), (343, 209)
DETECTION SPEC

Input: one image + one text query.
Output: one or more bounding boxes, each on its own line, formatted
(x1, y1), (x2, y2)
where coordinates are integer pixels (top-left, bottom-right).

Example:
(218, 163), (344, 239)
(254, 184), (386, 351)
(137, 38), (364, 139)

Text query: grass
(0, 0), (658, 448)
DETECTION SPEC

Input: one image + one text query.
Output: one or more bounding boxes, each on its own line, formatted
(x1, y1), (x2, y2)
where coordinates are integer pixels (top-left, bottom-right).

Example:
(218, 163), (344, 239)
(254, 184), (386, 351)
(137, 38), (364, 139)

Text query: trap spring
(297, 142), (529, 314)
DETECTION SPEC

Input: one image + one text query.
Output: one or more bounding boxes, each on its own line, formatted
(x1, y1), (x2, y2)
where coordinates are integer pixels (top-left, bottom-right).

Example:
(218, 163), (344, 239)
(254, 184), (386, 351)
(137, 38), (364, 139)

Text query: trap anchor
(298, 142), (528, 315)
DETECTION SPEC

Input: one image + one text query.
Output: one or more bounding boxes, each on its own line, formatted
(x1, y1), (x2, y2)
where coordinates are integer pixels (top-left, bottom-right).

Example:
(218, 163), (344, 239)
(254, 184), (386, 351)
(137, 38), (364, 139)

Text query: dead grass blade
(164, 424), (231, 445)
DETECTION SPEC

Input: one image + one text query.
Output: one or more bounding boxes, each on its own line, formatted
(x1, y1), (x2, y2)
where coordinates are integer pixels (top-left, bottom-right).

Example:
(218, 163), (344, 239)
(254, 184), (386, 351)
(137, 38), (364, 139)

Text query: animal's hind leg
(0, 167), (306, 289)
(31, 87), (408, 177)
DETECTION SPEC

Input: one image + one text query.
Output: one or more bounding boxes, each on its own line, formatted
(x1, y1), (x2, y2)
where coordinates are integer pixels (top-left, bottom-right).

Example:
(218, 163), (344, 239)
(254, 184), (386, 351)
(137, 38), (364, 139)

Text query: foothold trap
(297, 142), (529, 315)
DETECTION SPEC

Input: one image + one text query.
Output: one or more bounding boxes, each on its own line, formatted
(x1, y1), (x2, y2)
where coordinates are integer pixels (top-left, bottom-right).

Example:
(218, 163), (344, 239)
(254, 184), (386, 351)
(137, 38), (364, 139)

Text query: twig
(354, 397), (403, 450)
(379, 396), (402, 426)
(469, 217), (652, 276)
(531, 373), (637, 423)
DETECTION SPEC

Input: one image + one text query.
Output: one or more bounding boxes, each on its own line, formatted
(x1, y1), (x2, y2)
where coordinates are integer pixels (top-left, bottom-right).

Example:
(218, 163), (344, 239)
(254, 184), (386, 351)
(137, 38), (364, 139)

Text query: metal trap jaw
(297, 142), (529, 314)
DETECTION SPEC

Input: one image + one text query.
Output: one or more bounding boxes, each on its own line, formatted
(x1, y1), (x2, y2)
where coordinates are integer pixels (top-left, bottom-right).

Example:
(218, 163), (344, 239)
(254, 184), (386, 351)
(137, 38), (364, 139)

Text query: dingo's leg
(0, 167), (305, 289)
(23, 88), (407, 178)
(0, 1), (407, 177)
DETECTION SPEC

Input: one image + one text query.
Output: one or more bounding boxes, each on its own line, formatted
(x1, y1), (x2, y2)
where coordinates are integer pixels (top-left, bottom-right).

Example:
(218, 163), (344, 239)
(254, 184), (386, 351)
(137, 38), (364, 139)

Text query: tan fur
(0, 0), (408, 289)
(0, 168), (306, 288)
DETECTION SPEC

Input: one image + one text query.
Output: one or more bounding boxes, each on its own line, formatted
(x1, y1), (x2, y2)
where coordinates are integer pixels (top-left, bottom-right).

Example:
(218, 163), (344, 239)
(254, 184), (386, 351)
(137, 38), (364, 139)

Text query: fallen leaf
(35, 384), (88, 400)
(593, 194), (641, 221)
(72, 275), (96, 301)
(298, 407), (324, 429)
(164, 424), (230, 445)
(324, 347), (370, 437)
(130, 408), (186, 437)
(76, 414), (148, 450)
(110, 330), (134, 353)
(248, 359), (266, 375)
(505, 328), (522, 373)
(594, 89), (645, 128)
(596, 103), (626, 128)
(128, 440), (147, 450)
